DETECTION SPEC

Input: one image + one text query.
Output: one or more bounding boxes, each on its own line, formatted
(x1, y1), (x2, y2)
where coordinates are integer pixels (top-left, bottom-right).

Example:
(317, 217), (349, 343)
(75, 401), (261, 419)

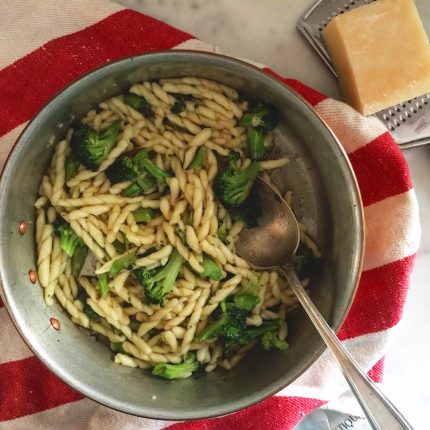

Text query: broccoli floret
(197, 301), (286, 356)
(196, 301), (248, 344)
(293, 244), (316, 279)
(134, 249), (184, 306)
(70, 121), (120, 171)
(188, 146), (206, 169)
(240, 103), (279, 161)
(200, 254), (223, 281)
(53, 218), (85, 257)
(152, 352), (199, 380)
(133, 207), (155, 224)
(123, 177), (156, 197)
(124, 94), (153, 117)
(110, 251), (136, 277)
(227, 188), (262, 229)
(233, 277), (260, 311)
(64, 157), (80, 182)
(214, 151), (259, 208)
(71, 244), (88, 277)
(261, 330), (288, 351)
(98, 273), (109, 297)
(224, 320), (282, 355)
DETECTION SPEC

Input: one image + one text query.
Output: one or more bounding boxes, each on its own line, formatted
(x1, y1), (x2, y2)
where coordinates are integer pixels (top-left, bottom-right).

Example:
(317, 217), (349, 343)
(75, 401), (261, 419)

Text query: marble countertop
(116, 0), (429, 427)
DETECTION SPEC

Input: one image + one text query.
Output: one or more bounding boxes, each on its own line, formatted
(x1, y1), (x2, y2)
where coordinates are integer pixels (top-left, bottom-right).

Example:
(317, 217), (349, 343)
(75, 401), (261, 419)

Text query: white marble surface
(116, 0), (429, 427)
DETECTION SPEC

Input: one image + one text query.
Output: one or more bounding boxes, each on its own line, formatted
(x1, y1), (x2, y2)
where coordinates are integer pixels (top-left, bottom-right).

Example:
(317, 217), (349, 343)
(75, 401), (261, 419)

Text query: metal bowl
(0, 51), (363, 420)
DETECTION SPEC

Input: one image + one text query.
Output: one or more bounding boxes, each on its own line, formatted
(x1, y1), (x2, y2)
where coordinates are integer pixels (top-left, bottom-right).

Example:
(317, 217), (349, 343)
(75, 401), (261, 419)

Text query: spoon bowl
(236, 177), (300, 269)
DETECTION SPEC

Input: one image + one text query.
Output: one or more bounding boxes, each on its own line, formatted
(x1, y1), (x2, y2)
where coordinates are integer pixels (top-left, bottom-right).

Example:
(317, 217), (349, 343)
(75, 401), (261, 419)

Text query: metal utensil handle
(282, 268), (414, 430)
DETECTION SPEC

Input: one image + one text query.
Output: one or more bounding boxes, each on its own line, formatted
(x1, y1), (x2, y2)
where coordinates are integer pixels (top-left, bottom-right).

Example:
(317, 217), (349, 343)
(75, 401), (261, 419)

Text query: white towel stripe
(315, 98), (388, 154)
(363, 190), (421, 271)
(0, 398), (176, 430)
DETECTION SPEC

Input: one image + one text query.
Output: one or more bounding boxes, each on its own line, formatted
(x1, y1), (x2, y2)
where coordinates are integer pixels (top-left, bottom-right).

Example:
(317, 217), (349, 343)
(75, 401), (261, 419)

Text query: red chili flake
(19, 220), (28, 235)
(28, 270), (37, 284)
(50, 318), (60, 331)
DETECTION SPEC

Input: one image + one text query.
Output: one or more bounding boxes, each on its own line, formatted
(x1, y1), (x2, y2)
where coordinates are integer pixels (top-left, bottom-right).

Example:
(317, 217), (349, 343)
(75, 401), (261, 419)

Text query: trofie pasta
(34, 76), (318, 379)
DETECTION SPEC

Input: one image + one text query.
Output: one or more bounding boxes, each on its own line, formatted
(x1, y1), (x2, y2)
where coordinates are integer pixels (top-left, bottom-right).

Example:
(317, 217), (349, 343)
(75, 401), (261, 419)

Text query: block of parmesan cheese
(322, 0), (430, 116)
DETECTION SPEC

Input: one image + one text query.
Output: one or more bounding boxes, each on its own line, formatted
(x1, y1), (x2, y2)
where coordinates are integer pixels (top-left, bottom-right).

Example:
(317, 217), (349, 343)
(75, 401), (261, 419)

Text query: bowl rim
(0, 50), (364, 420)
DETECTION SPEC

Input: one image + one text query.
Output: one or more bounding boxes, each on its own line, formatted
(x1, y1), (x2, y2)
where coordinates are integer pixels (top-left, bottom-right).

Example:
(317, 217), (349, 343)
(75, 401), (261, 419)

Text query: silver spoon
(236, 176), (413, 430)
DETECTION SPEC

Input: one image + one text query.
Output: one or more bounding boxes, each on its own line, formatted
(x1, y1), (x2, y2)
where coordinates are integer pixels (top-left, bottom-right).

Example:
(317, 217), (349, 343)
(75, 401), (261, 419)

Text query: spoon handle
(282, 268), (413, 430)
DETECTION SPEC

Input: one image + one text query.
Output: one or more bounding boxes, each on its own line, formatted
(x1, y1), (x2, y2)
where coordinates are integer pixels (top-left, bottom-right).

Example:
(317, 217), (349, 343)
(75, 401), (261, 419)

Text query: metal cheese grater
(297, 0), (430, 149)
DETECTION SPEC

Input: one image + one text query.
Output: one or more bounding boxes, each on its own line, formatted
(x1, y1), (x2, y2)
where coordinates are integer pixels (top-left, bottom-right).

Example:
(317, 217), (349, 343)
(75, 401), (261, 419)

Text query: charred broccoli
(293, 243), (316, 279)
(70, 121), (120, 171)
(196, 301), (248, 345)
(171, 99), (186, 114)
(135, 248), (184, 306)
(152, 352), (199, 379)
(124, 94), (153, 117)
(227, 186), (262, 229)
(106, 149), (170, 185)
(214, 151), (259, 208)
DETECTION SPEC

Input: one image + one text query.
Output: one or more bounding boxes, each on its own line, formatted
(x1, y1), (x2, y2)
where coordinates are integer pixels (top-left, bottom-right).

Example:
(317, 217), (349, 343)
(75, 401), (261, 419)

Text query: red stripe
(368, 358), (385, 383)
(338, 254), (416, 340)
(0, 356), (82, 421)
(166, 396), (325, 430)
(348, 132), (413, 206)
(0, 10), (192, 137)
(264, 68), (327, 106)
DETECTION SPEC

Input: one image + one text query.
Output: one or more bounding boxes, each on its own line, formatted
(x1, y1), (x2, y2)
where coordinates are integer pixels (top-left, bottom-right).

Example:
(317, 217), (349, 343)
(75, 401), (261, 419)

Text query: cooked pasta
(34, 76), (319, 379)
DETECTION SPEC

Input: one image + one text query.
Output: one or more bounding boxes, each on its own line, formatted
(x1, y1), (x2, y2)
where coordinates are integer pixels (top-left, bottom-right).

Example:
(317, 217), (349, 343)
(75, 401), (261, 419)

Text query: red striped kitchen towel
(0, 1), (420, 429)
